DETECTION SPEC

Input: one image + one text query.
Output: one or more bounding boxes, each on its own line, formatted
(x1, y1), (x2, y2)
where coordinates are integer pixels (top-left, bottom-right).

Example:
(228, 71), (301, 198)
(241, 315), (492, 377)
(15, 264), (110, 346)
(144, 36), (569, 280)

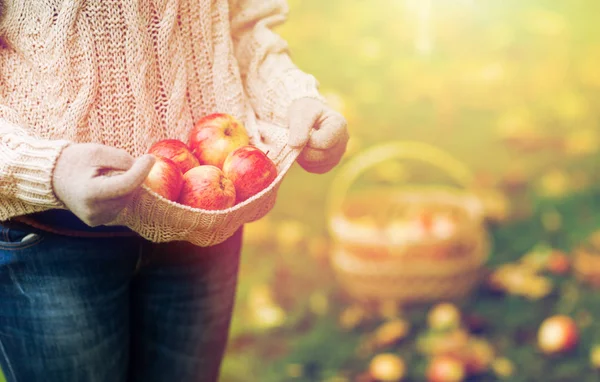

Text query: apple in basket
(189, 113), (250, 169)
(223, 145), (278, 203)
(178, 165), (236, 210)
(148, 139), (200, 174)
(143, 155), (184, 202)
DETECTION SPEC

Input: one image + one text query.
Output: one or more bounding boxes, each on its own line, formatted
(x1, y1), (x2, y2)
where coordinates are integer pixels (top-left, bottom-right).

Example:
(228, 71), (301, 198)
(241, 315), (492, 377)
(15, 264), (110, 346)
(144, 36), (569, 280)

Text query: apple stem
(265, 150), (270, 156)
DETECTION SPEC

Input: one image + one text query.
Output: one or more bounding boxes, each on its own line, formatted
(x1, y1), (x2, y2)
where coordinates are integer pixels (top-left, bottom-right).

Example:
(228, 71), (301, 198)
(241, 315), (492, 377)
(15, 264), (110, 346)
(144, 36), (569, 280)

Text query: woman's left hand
(287, 98), (349, 174)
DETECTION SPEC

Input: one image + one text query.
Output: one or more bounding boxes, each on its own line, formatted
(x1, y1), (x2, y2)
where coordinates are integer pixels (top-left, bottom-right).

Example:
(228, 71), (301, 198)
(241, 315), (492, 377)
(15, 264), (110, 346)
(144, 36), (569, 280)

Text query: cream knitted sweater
(0, 0), (323, 221)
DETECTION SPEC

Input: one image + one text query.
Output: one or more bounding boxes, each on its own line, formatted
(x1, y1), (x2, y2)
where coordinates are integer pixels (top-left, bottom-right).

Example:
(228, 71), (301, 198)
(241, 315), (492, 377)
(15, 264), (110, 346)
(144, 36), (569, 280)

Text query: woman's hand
(287, 98), (349, 174)
(52, 143), (155, 226)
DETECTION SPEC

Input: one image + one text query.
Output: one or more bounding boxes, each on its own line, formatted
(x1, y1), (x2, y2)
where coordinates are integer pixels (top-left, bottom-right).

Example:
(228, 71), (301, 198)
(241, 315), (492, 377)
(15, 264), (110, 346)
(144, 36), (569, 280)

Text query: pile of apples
(417, 303), (497, 382)
(143, 113), (278, 210)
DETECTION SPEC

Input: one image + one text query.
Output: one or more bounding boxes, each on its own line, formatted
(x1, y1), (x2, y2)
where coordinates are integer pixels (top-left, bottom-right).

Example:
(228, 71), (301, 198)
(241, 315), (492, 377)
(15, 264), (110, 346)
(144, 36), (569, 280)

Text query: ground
(221, 0), (600, 380)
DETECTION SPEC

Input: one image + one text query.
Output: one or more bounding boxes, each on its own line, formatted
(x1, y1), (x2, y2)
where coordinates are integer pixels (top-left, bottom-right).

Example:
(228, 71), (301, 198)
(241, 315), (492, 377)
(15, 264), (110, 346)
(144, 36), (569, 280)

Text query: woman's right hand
(52, 143), (155, 227)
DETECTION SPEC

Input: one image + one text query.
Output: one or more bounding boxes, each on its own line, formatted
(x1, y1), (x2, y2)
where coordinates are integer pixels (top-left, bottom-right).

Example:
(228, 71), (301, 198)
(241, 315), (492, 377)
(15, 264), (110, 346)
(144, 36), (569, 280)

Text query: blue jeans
(0, 223), (243, 382)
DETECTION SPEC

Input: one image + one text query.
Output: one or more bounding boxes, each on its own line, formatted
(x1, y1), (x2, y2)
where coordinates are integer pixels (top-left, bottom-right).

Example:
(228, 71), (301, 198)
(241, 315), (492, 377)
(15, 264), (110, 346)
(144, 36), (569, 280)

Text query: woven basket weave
(108, 120), (300, 247)
(326, 141), (490, 304)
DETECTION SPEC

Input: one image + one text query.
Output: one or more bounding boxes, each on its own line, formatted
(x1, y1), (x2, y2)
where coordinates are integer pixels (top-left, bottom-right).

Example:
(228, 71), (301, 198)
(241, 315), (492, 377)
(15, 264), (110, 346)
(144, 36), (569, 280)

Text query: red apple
(537, 315), (579, 354)
(222, 145), (277, 203)
(427, 356), (466, 382)
(546, 250), (570, 275)
(178, 165), (236, 210)
(148, 139), (200, 174)
(369, 353), (406, 382)
(189, 113), (250, 169)
(144, 155), (184, 201)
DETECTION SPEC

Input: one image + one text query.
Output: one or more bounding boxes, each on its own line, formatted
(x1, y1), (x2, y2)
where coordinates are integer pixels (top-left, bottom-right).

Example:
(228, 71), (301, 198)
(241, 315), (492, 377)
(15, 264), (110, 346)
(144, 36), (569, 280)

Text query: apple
(148, 139), (200, 174)
(189, 113), (250, 168)
(427, 356), (466, 382)
(222, 145), (277, 203)
(491, 357), (515, 379)
(143, 155), (184, 201)
(369, 353), (406, 382)
(590, 345), (600, 369)
(427, 303), (462, 332)
(373, 319), (411, 348)
(178, 166), (236, 210)
(546, 250), (570, 275)
(460, 338), (495, 375)
(537, 315), (579, 354)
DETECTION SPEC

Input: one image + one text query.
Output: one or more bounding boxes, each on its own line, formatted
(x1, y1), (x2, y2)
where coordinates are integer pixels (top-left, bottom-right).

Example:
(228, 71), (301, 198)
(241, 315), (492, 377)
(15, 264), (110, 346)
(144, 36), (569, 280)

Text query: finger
(84, 197), (131, 227)
(92, 154), (156, 199)
(298, 151), (338, 174)
(288, 104), (322, 148)
(94, 145), (136, 171)
(307, 113), (348, 150)
(298, 160), (337, 175)
(298, 139), (347, 172)
(301, 142), (344, 166)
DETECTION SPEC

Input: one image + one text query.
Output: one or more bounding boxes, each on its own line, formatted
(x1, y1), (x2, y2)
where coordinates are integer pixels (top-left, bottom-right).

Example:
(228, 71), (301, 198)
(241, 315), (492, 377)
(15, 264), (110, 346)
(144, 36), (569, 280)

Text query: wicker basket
(326, 141), (490, 304)
(108, 120), (301, 247)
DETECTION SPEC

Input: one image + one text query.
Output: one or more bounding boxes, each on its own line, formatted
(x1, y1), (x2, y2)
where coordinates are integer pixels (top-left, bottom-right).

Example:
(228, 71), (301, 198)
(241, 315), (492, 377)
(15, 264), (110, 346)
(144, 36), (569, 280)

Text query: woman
(0, 1), (349, 381)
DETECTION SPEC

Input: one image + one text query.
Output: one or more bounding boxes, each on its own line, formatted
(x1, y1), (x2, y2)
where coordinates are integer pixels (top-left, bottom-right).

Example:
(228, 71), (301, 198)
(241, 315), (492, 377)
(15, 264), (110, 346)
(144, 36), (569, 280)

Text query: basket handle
(326, 141), (475, 219)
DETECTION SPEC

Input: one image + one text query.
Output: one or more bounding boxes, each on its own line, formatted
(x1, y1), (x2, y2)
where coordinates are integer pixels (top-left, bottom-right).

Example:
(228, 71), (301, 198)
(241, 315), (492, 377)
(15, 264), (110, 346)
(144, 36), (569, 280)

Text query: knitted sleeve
(0, 106), (70, 213)
(229, 0), (327, 127)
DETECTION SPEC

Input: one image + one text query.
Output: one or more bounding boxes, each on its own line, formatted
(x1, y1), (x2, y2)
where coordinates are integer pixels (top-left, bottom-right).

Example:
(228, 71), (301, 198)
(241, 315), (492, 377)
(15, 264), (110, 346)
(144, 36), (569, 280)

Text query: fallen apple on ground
(537, 315), (579, 354)
(178, 165), (236, 210)
(373, 319), (411, 348)
(143, 155), (184, 202)
(369, 353), (406, 382)
(427, 303), (462, 332)
(590, 345), (600, 369)
(222, 145), (278, 203)
(454, 338), (495, 376)
(427, 355), (466, 382)
(546, 250), (571, 275)
(189, 113), (250, 169)
(148, 139), (200, 174)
